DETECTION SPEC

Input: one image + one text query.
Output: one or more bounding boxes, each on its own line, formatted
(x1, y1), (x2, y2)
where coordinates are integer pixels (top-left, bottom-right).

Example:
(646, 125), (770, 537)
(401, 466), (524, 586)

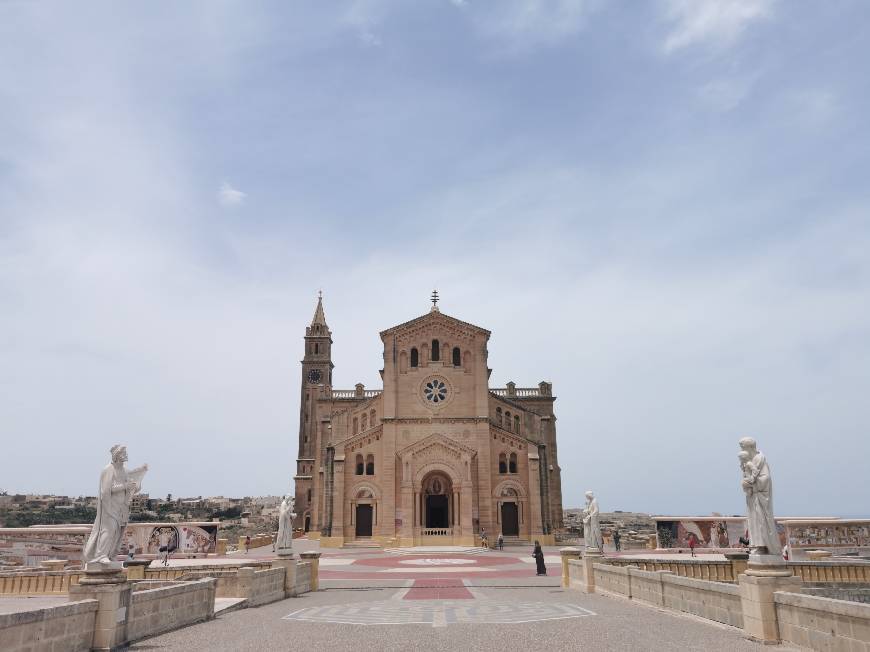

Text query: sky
(1, 1), (868, 516)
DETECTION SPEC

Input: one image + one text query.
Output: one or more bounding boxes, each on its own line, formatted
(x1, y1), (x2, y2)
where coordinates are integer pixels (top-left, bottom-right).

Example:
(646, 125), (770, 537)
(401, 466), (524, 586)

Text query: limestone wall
(295, 561), (312, 594)
(592, 563), (630, 596)
(127, 578), (216, 643)
(775, 591), (870, 651)
(0, 599), (97, 652)
(659, 572), (743, 628)
(246, 567), (286, 607)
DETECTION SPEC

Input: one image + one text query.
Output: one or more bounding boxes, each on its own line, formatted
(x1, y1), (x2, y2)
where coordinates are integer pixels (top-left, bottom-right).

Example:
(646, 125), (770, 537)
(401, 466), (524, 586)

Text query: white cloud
(661, 0), (774, 53)
(218, 181), (246, 207)
(464, 0), (599, 50)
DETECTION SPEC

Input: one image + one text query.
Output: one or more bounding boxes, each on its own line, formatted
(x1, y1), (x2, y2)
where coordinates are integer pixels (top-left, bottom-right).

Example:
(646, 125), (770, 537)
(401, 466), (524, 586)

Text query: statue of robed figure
(276, 494), (296, 553)
(738, 437), (781, 557)
(82, 445), (147, 570)
(582, 491), (603, 552)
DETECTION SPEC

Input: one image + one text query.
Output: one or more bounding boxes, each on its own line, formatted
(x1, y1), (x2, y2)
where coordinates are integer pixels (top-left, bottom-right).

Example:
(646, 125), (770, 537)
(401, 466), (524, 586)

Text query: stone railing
(330, 389), (383, 399)
(607, 557), (738, 582)
(490, 387), (542, 398)
(0, 569), (83, 595)
(563, 549), (870, 648)
(788, 560), (870, 583)
(420, 528), (452, 536)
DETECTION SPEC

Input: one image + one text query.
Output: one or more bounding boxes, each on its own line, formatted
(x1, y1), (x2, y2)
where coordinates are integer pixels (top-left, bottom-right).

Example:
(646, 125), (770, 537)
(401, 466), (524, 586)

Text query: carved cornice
(396, 432), (478, 460)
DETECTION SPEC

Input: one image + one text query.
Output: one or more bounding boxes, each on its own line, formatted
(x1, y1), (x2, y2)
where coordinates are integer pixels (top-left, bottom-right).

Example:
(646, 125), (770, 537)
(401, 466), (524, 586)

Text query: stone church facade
(293, 296), (563, 547)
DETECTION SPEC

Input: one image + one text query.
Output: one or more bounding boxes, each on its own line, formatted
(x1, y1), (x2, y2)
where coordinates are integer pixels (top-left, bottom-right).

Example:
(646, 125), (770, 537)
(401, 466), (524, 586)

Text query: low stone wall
(246, 567), (285, 607)
(789, 560), (870, 584)
(590, 562), (743, 629)
(127, 578), (216, 643)
(0, 599), (97, 652)
(608, 557), (738, 582)
(182, 563), (308, 606)
(775, 591), (870, 651)
(145, 561), (270, 582)
(803, 586), (870, 604)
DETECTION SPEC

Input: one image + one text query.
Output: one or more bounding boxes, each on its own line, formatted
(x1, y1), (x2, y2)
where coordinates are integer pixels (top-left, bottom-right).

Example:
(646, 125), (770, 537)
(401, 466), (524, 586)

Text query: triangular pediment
(396, 433), (477, 460)
(380, 309), (490, 342)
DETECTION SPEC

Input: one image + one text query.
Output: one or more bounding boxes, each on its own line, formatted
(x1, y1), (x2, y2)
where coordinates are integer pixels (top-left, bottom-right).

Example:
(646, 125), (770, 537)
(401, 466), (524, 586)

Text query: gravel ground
(127, 586), (799, 652)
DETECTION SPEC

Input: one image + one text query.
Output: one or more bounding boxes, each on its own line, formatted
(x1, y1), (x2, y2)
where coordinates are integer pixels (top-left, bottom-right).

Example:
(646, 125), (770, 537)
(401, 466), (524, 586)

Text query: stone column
(331, 456), (345, 543)
(68, 571), (132, 651)
(452, 490), (460, 528)
(738, 563), (802, 643)
(580, 549), (603, 594)
(216, 538), (228, 555)
(559, 547), (582, 588)
(300, 551), (322, 592)
(459, 485), (473, 544)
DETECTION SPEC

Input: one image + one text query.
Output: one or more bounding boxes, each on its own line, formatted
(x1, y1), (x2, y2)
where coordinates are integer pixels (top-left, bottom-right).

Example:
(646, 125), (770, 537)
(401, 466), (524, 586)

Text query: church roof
(379, 306), (490, 339)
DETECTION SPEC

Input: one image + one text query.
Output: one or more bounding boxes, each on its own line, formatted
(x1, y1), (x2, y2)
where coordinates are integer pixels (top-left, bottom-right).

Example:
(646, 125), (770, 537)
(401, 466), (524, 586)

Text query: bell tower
(294, 292), (333, 530)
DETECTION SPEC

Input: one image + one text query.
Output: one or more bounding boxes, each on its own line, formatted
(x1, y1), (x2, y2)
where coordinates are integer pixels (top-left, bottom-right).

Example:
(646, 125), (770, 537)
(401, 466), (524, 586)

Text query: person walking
(612, 529), (621, 552)
(245, 535), (251, 555)
(688, 532), (697, 558)
(497, 532), (504, 551)
(480, 528), (488, 549)
(533, 540), (547, 575)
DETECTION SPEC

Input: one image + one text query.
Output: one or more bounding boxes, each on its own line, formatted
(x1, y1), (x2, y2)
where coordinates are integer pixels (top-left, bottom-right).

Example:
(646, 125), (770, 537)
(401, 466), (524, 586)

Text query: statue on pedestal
(276, 495), (296, 554)
(82, 445), (147, 571)
(738, 437), (781, 558)
(582, 491), (602, 552)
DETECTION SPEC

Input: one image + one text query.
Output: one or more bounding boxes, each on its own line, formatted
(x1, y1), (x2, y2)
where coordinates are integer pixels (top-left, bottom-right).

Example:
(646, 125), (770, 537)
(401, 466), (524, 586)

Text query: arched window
(307, 489), (312, 502)
(370, 409), (376, 425)
(365, 454), (375, 475)
(353, 417), (359, 434)
(498, 453), (507, 474)
(314, 343), (319, 354)
(361, 414), (368, 430)
(410, 347), (419, 367)
(452, 346), (461, 366)
(509, 452), (518, 474)
(431, 339), (440, 362)
(505, 411), (511, 432)
(496, 408), (503, 427)
(355, 454), (364, 475)
(514, 415), (520, 433)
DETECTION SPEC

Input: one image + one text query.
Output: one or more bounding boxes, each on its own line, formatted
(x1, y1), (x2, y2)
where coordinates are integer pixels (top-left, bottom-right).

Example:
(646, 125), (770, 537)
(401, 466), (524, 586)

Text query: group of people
(480, 528), (547, 576)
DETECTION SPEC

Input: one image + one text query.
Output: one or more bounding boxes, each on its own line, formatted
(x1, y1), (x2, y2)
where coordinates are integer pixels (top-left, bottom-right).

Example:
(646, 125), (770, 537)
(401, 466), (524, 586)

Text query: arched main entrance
(421, 472), (453, 532)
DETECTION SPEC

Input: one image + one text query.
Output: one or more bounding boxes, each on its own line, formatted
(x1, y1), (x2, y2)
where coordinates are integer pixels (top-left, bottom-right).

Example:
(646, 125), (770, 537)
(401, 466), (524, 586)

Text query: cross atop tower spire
(431, 289), (439, 312)
(310, 292), (328, 329)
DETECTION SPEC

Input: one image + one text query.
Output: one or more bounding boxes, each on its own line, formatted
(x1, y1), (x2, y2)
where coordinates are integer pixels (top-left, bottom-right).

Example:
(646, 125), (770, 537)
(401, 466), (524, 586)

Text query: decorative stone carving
(582, 491), (602, 552)
(738, 437), (782, 561)
(82, 445), (147, 571)
(277, 494), (296, 555)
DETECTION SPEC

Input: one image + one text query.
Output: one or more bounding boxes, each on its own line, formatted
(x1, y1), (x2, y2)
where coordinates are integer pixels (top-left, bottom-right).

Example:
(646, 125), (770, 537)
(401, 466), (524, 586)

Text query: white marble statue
(276, 495), (296, 552)
(582, 491), (602, 551)
(738, 437), (781, 557)
(82, 445), (147, 570)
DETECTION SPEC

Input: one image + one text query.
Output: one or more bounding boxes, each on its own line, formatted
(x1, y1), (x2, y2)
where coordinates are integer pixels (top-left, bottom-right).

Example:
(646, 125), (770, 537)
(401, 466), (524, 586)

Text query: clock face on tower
(307, 369), (322, 384)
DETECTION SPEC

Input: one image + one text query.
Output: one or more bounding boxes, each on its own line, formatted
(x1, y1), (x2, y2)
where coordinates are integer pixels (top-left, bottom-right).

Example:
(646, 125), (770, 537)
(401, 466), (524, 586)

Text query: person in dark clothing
(612, 530), (621, 552)
(533, 540), (547, 576)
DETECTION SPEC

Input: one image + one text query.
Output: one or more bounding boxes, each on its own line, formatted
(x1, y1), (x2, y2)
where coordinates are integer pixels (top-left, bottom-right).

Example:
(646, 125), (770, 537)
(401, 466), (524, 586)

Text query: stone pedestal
(738, 562), (802, 644)
(123, 559), (150, 580)
(724, 551), (749, 578)
(69, 571), (132, 651)
(40, 559), (67, 571)
(581, 549), (603, 594)
(271, 554), (298, 597)
(559, 547), (582, 589)
(299, 551), (321, 592)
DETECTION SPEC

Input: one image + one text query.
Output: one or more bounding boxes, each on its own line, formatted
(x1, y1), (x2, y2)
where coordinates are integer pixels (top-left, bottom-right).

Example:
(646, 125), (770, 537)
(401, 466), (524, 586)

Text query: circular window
(423, 378), (448, 404)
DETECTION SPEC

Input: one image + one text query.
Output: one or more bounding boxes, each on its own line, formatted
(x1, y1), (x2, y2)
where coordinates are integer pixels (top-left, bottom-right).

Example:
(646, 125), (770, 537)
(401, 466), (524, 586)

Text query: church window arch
(361, 414), (368, 430)
(365, 454), (375, 475)
(307, 489), (312, 503)
(355, 454), (364, 475)
(431, 339), (440, 362)
(505, 411), (512, 432)
(498, 452), (507, 474)
(314, 343), (319, 354)
(353, 417), (359, 434)
(452, 346), (461, 366)
(496, 407), (503, 427)
(514, 415), (521, 434)
(399, 350), (408, 373)
(410, 347), (419, 367)
(509, 452), (518, 474)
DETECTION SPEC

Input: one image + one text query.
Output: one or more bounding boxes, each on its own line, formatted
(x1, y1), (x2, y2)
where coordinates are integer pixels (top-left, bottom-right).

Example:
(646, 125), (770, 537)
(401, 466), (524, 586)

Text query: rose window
(423, 379), (448, 404)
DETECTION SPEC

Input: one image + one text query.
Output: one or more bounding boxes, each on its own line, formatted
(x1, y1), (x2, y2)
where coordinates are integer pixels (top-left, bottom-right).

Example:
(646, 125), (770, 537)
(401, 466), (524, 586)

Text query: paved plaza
(128, 548), (799, 651)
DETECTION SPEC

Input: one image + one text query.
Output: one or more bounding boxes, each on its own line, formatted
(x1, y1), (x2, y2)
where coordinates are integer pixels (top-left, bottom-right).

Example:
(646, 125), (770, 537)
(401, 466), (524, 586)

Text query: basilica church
(293, 295), (564, 547)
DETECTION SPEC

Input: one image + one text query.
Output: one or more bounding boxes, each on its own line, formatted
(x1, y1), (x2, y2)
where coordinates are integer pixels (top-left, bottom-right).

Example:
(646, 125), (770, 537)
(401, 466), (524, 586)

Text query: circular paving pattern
(282, 600), (596, 627)
(399, 558), (475, 566)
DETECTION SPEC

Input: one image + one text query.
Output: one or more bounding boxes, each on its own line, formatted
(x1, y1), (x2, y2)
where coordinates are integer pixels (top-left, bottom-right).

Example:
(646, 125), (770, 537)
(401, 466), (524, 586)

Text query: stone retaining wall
(295, 561), (312, 594)
(0, 599), (97, 652)
(246, 567), (285, 607)
(127, 578), (216, 643)
(775, 591), (870, 651)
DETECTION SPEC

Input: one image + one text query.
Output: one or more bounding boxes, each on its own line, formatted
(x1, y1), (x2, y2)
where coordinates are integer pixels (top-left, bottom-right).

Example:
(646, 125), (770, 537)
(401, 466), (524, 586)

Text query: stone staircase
(342, 538), (382, 549)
